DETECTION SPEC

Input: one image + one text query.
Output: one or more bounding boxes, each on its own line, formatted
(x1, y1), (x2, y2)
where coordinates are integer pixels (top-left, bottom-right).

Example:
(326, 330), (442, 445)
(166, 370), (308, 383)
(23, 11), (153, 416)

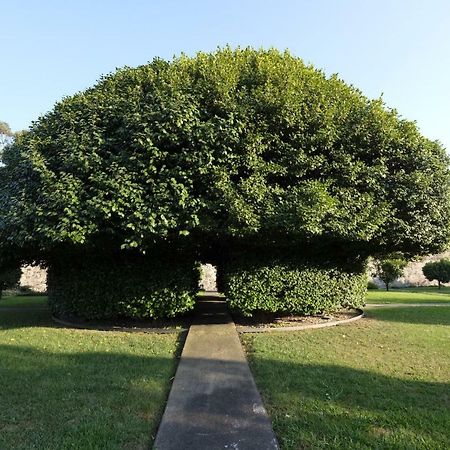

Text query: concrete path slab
(154, 294), (279, 450)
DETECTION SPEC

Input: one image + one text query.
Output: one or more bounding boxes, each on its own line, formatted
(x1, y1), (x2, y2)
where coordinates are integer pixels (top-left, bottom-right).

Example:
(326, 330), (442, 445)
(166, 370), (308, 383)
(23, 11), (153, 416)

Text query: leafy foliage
(422, 259), (450, 289)
(218, 253), (367, 316)
(375, 257), (408, 291)
(1, 48), (449, 259)
(1, 48), (449, 318)
(47, 251), (199, 320)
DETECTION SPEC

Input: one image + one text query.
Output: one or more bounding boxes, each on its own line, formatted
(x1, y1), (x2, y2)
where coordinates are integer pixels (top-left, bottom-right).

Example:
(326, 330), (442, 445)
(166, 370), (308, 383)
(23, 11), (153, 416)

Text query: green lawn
(243, 306), (450, 449)
(366, 287), (450, 304)
(0, 297), (181, 449)
(402, 286), (450, 295)
(0, 295), (48, 308)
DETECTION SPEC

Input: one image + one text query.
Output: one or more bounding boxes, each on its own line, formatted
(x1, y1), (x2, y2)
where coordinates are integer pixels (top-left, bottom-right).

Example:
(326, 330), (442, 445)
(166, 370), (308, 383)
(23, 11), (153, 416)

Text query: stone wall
(22, 253), (448, 294)
(370, 250), (450, 288)
(20, 265), (47, 293)
(199, 263), (217, 291)
(19, 263), (218, 294)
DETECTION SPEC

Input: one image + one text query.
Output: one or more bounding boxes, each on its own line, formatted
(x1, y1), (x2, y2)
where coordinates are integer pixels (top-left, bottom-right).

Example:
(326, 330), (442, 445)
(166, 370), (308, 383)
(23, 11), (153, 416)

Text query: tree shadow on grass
(0, 340), (184, 450)
(0, 307), (54, 330)
(365, 306), (450, 326)
(249, 359), (450, 449)
(0, 306), (193, 332)
(97, 354), (449, 449)
(0, 340), (449, 449)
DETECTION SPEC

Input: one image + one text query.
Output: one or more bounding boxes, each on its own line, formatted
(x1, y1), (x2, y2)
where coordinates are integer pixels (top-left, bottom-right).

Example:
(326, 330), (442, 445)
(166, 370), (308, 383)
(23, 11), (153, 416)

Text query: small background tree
(0, 121), (13, 144)
(0, 266), (21, 298)
(0, 121), (14, 164)
(375, 257), (407, 291)
(422, 259), (450, 289)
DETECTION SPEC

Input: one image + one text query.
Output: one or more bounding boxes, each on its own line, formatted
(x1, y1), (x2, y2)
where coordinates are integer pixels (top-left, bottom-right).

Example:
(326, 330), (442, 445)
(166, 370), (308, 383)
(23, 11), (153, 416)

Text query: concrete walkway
(154, 293), (279, 450)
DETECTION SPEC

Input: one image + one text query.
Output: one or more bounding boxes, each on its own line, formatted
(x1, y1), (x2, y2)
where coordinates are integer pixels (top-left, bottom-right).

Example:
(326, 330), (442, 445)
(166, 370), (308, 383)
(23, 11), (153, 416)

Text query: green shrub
(48, 251), (199, 320)
(367, 280), (379, 290)
(0, 266), (21, 298)
(218, 253), (366, 317)
(18, 285), (33, 294)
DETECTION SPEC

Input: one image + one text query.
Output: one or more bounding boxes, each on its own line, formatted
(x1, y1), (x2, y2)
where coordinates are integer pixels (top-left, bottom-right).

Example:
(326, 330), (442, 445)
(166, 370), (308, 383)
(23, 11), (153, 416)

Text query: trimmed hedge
(47, 252), (199, 320)
(219, 253), (367, 317)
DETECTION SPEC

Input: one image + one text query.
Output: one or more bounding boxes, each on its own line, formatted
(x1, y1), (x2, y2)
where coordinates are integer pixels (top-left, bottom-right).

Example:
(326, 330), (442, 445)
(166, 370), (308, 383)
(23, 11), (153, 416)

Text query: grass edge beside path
(0, 300), (182, 450)
(242, 305), (450, 449)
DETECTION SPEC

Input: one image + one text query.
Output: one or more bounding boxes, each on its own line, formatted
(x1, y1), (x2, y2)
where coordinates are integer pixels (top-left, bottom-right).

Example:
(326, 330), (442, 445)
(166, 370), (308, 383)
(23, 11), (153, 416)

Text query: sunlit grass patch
(243, 306), (450, 449)
(0, 301), (180, 449)
(366, 288), (450, 304)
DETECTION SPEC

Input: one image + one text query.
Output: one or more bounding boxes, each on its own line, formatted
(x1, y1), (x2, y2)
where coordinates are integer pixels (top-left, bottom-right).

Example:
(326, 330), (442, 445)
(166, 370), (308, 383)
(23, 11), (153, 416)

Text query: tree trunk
(438, 280), (441, 290)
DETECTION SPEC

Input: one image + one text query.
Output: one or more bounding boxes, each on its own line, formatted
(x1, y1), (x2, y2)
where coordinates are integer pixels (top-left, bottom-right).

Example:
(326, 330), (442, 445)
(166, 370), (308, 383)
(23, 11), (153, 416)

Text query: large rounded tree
(1, 48), (449, 319)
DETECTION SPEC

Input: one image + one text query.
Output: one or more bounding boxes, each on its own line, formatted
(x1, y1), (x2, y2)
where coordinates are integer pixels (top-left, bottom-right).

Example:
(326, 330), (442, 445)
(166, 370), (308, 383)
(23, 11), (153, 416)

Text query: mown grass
(366, 287), (450, 304)
(243, 306), (450, 449)
(0, 297), (181, 449)
(0, 295), (48, 308)
(403, 286), (450, 295)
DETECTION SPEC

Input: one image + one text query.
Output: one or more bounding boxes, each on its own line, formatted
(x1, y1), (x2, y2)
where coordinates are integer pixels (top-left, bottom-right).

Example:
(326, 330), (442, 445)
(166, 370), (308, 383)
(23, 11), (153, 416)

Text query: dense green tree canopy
(1, 47), (449, 261)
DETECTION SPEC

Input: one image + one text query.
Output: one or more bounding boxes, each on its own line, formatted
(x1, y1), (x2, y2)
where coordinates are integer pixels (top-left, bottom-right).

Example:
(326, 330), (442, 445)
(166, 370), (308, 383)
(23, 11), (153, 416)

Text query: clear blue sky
(2, 0), (449, 150)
